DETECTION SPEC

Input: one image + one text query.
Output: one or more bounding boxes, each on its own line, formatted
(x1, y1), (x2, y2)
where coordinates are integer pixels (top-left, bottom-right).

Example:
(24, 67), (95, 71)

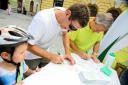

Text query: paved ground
(0, 9), (32, 29)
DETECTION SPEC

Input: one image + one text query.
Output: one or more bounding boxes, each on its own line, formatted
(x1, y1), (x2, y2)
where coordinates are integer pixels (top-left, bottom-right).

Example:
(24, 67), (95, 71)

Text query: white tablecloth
(23, 54), (120, 85)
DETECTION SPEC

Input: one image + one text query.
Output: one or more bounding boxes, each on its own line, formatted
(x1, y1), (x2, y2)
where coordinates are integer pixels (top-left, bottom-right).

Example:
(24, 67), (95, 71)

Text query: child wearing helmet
(0, 26), (35, 85)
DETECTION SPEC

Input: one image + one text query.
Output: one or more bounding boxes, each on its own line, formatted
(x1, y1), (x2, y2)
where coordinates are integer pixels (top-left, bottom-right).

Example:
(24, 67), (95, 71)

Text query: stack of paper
(79, 71), (111, 85)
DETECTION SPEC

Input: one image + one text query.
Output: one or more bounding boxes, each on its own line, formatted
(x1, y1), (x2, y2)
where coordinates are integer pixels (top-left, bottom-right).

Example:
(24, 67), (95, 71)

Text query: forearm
(62, 31), (71, 55)
(91, 42), (100, 63)
(28, 44), (55, 59)
(92, 42), (100, 57)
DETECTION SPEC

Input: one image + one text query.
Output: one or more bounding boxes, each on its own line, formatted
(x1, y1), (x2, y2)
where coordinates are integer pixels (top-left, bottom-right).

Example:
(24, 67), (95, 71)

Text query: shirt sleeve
(68, 30), (78, 41)
(27, 14), (46, 45)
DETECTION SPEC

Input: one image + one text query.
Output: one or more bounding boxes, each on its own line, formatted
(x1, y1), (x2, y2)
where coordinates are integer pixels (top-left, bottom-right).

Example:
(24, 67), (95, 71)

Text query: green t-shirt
(68, 25), (104, 52)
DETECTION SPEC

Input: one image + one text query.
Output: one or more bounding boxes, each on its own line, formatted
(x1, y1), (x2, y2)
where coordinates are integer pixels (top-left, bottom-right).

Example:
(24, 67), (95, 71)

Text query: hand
(78, 52), (91, 60)
(91, 55), (100, 63)
(63, 54), (75, 65)
(49, 53), (64, 64)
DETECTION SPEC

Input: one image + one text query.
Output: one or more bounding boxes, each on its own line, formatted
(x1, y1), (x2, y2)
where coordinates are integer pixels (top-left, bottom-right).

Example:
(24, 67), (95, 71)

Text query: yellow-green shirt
(68, 25), (104, 52)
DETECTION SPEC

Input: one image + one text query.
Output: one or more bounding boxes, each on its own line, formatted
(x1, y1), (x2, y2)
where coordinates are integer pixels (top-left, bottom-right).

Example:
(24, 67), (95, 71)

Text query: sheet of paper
(23, 63), (82, 85)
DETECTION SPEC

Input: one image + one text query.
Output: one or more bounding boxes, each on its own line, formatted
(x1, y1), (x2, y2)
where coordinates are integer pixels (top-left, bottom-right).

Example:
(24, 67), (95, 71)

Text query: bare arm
(91, 42), (100, 63)
(27, 44), (64, 64)
(62, 31), (75, 65)
(62, 31), (70, 55)
(92, 41), (100, 56)
(70, 39), (91, 59)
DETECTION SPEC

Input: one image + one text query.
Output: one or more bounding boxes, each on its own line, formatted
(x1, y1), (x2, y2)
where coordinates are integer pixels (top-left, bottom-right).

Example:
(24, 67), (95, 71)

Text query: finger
(56, 57), (64, 64)
(60, 57), (64, 63)
(83, 55), (89, 60)
(70, 58), (75, 65)
(64, 56), (75, 65)
(93, 58), (100, 63)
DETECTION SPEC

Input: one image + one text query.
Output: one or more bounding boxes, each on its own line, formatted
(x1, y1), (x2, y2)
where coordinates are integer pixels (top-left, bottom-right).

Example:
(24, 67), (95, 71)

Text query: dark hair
(68, 3), (89, 27)
(106, 7), (122, 21)
(0, 46), (15, 57)
(87, 3), (98, 17)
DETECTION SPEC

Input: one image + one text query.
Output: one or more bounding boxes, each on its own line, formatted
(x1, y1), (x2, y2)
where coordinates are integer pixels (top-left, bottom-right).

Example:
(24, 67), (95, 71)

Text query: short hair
(68, 3), (89, 27)
(87, 3), (98, 17)
(95, 13), (113, 30)
(107, 7), (122, 21)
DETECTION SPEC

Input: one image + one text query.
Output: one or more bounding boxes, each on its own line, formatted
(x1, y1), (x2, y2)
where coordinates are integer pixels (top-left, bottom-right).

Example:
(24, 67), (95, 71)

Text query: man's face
(59, 17), (71, 30)
(58, 10), (71, 30)
(59, 10), (82, 31)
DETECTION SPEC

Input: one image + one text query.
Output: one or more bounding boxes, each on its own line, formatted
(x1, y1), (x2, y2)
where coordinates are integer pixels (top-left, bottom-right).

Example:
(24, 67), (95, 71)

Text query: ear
(1, 52), (10, 60)
(65, 10), (71, 17)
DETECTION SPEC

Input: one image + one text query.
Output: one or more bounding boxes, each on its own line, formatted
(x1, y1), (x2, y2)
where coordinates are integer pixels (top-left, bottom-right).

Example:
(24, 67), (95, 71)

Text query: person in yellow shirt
(68, 13), (113, 63)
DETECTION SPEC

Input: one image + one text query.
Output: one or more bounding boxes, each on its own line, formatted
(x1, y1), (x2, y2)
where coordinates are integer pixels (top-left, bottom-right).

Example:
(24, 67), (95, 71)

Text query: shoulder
(54, 7), (66, 11)
(34, 8), (54, 20)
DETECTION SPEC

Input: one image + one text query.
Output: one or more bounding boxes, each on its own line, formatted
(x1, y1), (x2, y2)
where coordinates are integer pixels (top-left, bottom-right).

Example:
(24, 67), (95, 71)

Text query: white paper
(23, 54), (120, 85)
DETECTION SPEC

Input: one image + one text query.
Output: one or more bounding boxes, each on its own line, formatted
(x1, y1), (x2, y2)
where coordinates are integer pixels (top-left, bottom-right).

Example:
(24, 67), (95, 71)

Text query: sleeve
(68, 31), (78, 41)
(27, 14), (46, 45)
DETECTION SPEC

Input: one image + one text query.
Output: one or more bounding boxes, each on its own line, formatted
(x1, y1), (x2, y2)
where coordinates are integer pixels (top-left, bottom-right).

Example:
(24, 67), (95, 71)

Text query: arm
(92, 42), (99, 55)
(91, 42), (100, 63)
(62, 31), (70, 55)
(70, 39), (91, 59)
(62, 31), (75, 65)
(28, 44), (64, 64)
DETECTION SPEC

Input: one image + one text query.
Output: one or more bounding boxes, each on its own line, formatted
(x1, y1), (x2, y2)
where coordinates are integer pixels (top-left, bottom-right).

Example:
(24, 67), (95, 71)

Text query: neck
(55, 9), (62, 25)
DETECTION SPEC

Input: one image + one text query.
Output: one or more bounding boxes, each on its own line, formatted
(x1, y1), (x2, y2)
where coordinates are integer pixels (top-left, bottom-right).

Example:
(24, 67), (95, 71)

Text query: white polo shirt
(26, 7), (66, 59)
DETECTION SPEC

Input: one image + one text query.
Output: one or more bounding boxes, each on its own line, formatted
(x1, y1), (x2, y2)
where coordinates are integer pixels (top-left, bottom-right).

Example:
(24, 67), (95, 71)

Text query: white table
(23, 54), (120, 85)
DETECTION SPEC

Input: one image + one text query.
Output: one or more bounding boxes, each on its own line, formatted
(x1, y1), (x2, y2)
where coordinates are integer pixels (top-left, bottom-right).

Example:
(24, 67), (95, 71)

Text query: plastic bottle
(105, 52), (115, 68)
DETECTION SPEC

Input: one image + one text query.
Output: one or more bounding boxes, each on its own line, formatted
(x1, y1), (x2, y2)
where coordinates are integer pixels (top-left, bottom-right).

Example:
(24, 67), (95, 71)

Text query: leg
(25, 59), (41, 70)
(39, 58), (50, 68)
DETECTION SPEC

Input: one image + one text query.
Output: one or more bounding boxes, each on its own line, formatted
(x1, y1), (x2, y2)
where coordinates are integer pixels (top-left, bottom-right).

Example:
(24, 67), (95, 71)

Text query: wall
(41, 0), (128, 12)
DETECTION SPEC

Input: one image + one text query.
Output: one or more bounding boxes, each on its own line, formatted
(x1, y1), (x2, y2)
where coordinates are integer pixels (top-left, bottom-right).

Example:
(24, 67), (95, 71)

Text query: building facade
(41, 0), (128, 12)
